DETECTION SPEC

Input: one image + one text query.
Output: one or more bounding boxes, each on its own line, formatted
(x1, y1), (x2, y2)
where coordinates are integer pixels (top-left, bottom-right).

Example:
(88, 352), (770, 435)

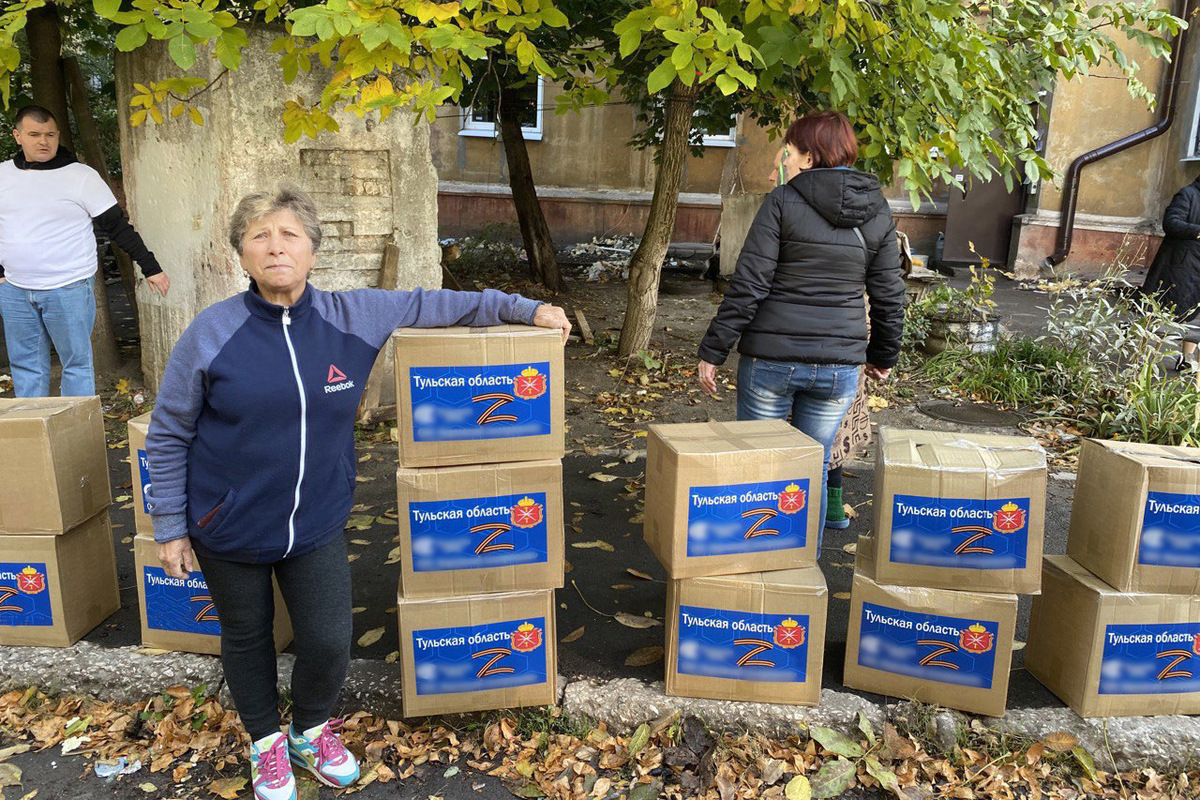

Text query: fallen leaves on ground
(0, 687), (1195, 800)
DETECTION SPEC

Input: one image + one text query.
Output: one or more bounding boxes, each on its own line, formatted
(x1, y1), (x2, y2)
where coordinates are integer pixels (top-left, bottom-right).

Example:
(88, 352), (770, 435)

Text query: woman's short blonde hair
(228, 186), (322, 254)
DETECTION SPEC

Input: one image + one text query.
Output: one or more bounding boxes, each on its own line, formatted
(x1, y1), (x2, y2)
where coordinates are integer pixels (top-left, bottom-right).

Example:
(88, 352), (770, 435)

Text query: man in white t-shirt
(0, 105), (170, 397)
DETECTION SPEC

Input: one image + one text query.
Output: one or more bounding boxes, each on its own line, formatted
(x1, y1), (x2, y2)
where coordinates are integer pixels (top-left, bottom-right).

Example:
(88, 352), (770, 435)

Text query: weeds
(903, 272), (1200, 447)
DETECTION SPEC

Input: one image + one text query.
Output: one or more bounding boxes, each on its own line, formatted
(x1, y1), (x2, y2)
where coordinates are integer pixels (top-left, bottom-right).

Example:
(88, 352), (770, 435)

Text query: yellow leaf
(189, 107), (204, 126)
(572, 540), (613, 552)
(171, 103), (185, 118)
(560, 626), (585, 643)
(1042, 731), (1079, 753)
(149, 106), (164, 125)
(207, 777), (246, 799)
(358, 626), (386, 647)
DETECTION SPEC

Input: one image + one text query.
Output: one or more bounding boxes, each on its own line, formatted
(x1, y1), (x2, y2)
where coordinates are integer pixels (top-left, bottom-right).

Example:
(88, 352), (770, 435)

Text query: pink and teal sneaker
(287, 718), (360, 788)
(250, 731), (297, 800)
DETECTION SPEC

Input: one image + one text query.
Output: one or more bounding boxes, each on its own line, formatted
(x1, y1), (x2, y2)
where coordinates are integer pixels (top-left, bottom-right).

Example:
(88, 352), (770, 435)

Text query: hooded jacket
(1142, 178), (1200, 322)
(145, 284), (541, 564)
(698, 167), (905, 368)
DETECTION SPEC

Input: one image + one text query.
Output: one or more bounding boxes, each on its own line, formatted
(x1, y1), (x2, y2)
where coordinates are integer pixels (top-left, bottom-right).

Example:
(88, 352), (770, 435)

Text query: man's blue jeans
(736, 356), (861, 550)
(0, 276), (97, 397)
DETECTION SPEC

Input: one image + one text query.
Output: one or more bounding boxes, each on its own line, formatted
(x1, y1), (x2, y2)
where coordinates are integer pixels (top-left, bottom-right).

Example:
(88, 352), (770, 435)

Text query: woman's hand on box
(532, 304), (572, 344)
(158, 538), (195, 579)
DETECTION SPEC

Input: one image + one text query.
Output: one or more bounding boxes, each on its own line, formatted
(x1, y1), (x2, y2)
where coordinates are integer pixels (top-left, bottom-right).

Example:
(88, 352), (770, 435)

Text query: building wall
(1014, 3), (1200, 274)
(117, 29), (441, 392)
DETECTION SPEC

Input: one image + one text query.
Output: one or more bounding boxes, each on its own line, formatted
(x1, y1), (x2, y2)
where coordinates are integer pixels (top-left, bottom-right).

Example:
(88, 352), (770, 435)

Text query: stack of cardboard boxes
(0, 398), (119, 646)
(844, 428), (1047, 716)
(1026, 440), (1200, 717)
(391, 325), (564, 716)
(126, 413), (293, 655)
(644, 420), (828, 706)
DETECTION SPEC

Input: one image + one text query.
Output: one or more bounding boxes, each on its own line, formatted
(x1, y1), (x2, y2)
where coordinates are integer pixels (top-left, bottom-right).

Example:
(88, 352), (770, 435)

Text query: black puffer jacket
(1142, 178), (1200, 322)
(698, 168), (905, 368)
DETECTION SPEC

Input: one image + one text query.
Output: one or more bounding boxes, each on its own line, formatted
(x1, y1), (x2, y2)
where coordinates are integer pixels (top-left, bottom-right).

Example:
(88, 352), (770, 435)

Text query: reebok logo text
(325, 380), (356, 394)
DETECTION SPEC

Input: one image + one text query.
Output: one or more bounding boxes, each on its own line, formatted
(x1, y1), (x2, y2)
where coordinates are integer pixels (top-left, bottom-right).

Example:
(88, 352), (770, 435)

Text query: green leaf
(646, 60), (677, 94)
(627, 723), (650, 757)
(114, 23), (149, 52)
(93, 0), (121, 19)
(864, 756), (899, 795)
(810, 758), (856, 799)
(714, 73), (736, 95)
(360, 24), (387, 52)
(1072, 746), (1100, 783)
(168, 35), (197, 70)
(671, 43), (693, 71)
(809, 726), (864, 759)
(784, 775), (812, 800)
(619, 29), (642, 58)
(540, 6), (567, 27)
(215, 35), (243, 70)
(856, 710), (876, 747)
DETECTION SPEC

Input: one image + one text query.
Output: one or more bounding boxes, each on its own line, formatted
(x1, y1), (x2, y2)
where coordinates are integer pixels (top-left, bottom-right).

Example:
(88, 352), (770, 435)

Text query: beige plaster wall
(117, 29), (441, 391)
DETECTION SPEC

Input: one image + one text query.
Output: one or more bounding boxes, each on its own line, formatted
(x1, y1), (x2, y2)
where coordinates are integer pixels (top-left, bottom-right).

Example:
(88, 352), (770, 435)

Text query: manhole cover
(918, 400), (1024, 427)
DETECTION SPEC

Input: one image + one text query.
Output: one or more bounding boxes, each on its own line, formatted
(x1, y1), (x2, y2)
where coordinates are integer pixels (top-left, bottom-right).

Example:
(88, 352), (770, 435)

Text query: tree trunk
(26, 4), (72, 150)
(497, 85), (565, 295)
(64, 56), (141, 327)
(28, 6), (120, 377)
(617, 79), (699, 357)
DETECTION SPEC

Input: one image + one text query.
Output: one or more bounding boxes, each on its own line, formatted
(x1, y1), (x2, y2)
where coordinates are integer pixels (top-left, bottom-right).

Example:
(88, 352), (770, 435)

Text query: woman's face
(239, 209), (315, 301)
(774, 144), (815, 185)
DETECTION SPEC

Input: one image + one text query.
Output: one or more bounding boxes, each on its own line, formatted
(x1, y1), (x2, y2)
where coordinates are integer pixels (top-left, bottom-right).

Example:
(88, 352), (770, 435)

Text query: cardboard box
(1067, 439), (1200, 594)
(397, 460), (564, 598)
(869, 428), (1046, 594)
(128, 413), (154, 537)
(1026, 555), (1200, 717)
(644, 421), (824, 579)
(844, 541), (1017, 717)
(392, 325), (564, 468)
(397, 589), (556, 717)
(0, 511), (119, 647)
(0, 397), (110, 534)
(666, 566), (827, 706)
(133, 536), (292, 655)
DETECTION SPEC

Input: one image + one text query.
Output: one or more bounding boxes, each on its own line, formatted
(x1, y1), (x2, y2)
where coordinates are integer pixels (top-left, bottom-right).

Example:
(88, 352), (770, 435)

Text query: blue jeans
(0, 276), (97, 397)
(736, 356), (861, 549)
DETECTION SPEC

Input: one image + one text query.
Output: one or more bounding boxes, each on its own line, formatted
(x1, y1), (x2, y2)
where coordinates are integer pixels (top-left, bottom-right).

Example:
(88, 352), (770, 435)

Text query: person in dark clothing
(146, 186), (570, 800)
(0, 105), (169, 396)
(1142, 176), (1200, 371)
(697, 110), (905, 537)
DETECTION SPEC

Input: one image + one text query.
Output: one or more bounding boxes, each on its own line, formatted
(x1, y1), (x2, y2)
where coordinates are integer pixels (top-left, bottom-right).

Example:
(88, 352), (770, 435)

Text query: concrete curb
(2, 645), (1197, 773)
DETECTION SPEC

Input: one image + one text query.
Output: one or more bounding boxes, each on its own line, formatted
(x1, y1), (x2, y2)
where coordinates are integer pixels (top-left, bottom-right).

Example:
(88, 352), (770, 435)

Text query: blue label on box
(409, 363), (552, 442)
(1138, 492), (1200, 568)
(137, 448), (152, 514)
(1099, 622), (1200, 695)
(143, 567), (221, 636)
(412, 616), (548, 696)
(0, 563), (53, 628)
(889, 494), (1030, 570)
(857, 602), (999, 689)
(677, 605), (810, 684)
(686, 479), (810, 558)
(409, 492), (549, 572)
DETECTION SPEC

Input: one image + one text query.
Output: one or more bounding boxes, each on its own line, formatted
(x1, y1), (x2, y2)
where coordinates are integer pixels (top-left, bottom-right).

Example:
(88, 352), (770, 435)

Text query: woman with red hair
(697, 110), (905, 545)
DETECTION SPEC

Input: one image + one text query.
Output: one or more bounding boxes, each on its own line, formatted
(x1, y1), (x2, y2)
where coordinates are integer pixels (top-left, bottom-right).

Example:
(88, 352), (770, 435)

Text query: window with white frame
(460, 78), (544, 141)
(699, 117), (737, 147)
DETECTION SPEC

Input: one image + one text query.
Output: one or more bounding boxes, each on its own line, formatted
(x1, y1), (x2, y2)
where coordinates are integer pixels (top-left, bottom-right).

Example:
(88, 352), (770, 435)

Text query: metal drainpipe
(1045, 1), (1190, 267)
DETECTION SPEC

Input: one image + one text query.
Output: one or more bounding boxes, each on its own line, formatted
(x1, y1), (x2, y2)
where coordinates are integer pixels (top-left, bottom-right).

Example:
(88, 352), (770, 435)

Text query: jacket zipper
(281, 307), (306, 557)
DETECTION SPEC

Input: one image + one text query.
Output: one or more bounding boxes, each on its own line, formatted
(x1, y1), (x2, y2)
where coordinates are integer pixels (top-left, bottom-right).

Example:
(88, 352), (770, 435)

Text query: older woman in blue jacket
(145, 186), (569, 800)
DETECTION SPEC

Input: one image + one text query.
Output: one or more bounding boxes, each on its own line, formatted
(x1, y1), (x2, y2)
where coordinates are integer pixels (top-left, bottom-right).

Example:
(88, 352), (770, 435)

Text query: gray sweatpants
(195, 536), (352, 741)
